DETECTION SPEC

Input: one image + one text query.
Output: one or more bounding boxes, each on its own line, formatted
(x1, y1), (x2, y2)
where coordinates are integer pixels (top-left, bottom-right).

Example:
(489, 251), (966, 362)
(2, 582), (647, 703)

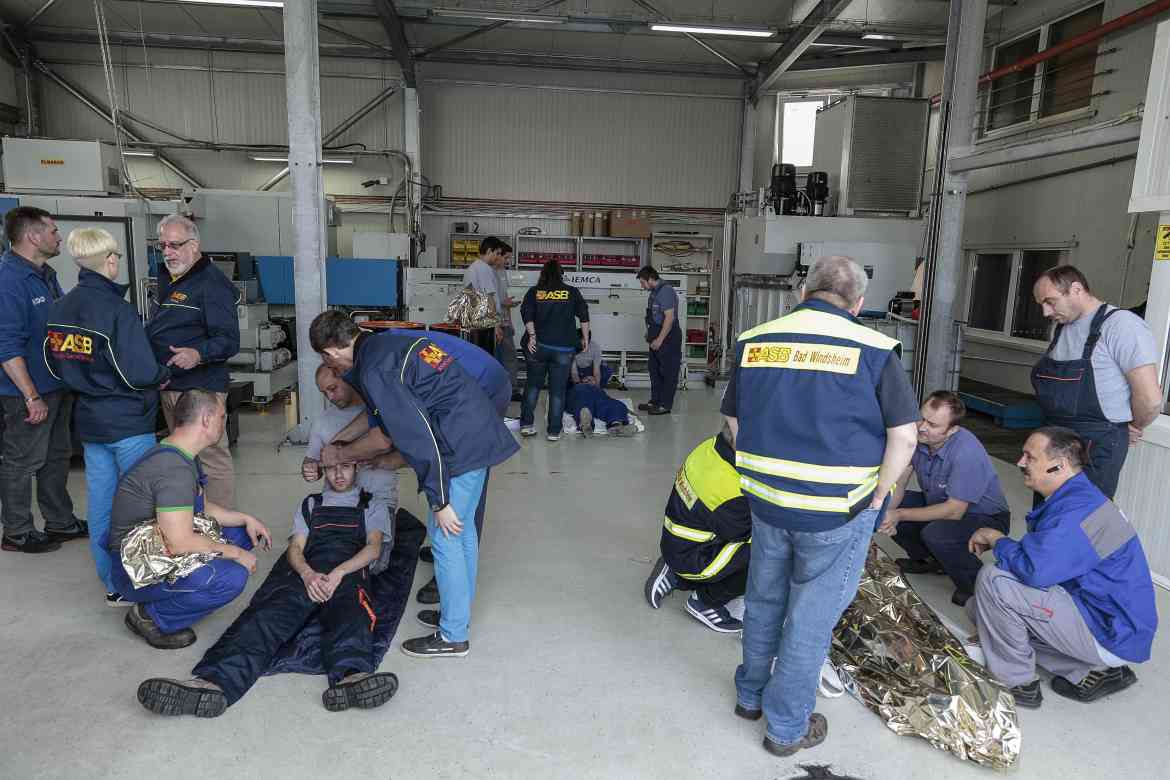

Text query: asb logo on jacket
(169, 291), (189, 302)
(47, 330), (95, 362)
(743, 341), (859, 375)
(418, 343), (453, 372)
(535, 289), (569, 301)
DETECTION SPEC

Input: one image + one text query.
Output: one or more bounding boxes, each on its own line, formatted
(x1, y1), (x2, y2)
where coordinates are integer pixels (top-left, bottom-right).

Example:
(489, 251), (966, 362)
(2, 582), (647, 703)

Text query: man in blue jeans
(310, 311), (518, 659)
(722, 256), (919, 758)
(44, 227), (171, 605)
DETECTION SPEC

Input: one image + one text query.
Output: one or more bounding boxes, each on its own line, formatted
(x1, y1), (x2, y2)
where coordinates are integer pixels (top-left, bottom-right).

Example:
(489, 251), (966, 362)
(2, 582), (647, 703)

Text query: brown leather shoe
(763, 712), (828, 757)
(125, 605), (196, 650)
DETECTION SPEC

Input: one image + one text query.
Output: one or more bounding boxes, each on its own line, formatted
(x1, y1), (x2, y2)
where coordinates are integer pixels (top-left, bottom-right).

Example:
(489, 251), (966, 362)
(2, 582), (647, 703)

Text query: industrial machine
(1, 138), (124, 196)
(229, 303), (296, 404)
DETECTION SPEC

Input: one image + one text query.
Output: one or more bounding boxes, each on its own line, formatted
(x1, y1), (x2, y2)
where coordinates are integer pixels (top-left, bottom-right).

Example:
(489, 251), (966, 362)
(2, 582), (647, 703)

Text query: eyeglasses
(159, 239), (194, 251)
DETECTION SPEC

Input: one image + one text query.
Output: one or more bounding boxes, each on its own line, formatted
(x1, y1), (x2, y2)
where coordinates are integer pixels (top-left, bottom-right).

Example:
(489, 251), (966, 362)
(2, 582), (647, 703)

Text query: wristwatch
(24, 394), (40, 405)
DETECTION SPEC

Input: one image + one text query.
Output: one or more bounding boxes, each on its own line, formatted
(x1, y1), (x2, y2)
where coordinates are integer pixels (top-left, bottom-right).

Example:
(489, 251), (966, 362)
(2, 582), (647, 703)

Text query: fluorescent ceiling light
(251, 156), (354, 165)
(861, 33), (900, 41)
(650, 23), (774, 38)
(178, 0), (284, 7)
(122, 150), (156, 157)
(434, 9), (566, 24)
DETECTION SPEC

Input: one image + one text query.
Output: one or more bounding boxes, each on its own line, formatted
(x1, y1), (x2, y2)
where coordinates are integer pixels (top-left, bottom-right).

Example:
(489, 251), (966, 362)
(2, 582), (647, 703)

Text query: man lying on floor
(137, 460), (399, 717)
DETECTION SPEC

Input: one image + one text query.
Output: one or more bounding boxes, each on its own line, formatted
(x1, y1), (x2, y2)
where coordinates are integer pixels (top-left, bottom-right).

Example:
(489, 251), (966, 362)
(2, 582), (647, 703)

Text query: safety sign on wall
(1157, 224), (1170, 262)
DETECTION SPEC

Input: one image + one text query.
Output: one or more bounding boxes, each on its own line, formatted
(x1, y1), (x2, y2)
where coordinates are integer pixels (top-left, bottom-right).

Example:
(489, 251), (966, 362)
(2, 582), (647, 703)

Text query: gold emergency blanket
(119, 514), (228, 588)
(447, 286), (500, 330)
(828, 545), (1021, 769)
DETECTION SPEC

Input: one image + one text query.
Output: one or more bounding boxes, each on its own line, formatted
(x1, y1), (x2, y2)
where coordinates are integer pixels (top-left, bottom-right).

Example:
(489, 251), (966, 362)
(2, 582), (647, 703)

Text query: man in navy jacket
(968, 426), (1157, 708)
(0, 206), (87, 554)
(310, 311), (518, 659)
(146, 214), (240, 509)
(45, 227), (171, 604)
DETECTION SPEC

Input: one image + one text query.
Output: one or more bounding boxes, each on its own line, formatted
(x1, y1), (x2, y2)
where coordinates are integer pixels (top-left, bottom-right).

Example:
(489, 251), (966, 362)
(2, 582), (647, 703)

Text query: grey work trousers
(967, 564), (1114, 687)
(0, 391), (77, 538)
(495, 326), (519, 389)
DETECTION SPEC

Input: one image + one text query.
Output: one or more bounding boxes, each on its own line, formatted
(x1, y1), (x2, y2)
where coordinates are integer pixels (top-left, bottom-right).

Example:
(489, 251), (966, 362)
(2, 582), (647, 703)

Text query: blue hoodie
(0, 249), (65, 397)
(146, 255), (240, 392)
(994, 472), (1158, 663)
(44, 269), (170, 443)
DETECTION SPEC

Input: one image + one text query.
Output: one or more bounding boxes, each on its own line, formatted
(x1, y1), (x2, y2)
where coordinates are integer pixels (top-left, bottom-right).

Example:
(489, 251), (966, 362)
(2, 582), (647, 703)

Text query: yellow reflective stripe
(739, 474), (879, 513)
(740, 308), (898, 351)
(677, 540), (749, 581)
(663, 517), (716, 543)
(736, 451), (879, 486)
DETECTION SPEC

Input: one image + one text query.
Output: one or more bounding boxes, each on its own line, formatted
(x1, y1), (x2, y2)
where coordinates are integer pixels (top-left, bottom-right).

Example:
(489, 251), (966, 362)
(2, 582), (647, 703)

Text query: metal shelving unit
(652, 232), (716, 379)
(513, 233), (647, 271)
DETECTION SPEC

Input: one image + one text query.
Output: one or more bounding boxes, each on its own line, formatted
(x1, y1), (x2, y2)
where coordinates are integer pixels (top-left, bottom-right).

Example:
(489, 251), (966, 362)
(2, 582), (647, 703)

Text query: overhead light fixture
(122, 150), (156, 157)
(251, 156), (354, 165)
(861, 33), (900, 41)
(178, 0), (284, 8)
(433, 8), (566, 24)
(650, 23), (775, 38)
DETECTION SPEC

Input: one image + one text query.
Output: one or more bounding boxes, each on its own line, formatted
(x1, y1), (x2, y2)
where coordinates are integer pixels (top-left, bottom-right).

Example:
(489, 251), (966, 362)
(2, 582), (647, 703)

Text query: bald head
(316, 363), (357, 409)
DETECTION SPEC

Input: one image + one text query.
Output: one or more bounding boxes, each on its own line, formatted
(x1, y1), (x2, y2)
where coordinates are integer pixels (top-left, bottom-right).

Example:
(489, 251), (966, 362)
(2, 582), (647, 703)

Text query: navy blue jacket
(147, 255), (240, 392)
(388, 328), (511, 413)
(351, 332), (519, 511)
(44, 269), (170, 443)
(0, 249), (65, 397)
(994, 472), (1157, 663)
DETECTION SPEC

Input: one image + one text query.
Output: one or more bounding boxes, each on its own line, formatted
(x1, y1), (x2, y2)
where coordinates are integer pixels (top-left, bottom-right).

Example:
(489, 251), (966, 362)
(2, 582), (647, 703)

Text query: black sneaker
(45, 518), (89, 543)
(896, 557), (945, 575)
(762, 712), (828, 757)
(1051, 666), (1136, 703)
(647, 406), (671, 415)
(401, 631), (469, 658)
(419, 546), (434, 564)
(416, 576), (440, 605)
(1, 531), (61, 553)
(1010, 679), (1043, 709)
(417, 609), (441, 629)
(636, 402), (657, 412)
(137, 678), (227, 717)
(685, 593), (743, 634)
(125, 604), (197, 650)
(322, 671), (399, 712)
(644, 557), (678, 609)
(106, 592), (134, 608)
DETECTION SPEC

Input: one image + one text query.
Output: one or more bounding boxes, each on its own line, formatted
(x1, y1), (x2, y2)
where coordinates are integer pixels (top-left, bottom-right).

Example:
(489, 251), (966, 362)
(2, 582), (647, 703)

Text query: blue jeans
(521, 345), (573, 435)
(82, 434), (156, 592)
(109, 525), (252, 633)
(428, 469), (487, 643)
(735, 510), (876, 745)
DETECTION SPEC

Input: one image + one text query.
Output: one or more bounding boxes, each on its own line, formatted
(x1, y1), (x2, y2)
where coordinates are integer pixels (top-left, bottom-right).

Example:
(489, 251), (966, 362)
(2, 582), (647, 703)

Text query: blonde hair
(66, 227), (119, 272)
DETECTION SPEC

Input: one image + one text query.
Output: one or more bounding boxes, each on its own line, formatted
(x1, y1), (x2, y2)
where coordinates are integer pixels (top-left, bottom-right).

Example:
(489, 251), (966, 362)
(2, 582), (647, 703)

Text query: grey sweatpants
(967, 564), (1115, 687)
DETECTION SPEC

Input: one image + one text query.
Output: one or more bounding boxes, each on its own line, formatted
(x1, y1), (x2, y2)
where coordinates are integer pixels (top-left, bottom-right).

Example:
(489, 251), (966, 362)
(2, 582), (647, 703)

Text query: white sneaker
(547, 433), (561, 442)
(504, 417), (521, 431)
(520, 426), (537, 437)
(579, 408), (593, 437)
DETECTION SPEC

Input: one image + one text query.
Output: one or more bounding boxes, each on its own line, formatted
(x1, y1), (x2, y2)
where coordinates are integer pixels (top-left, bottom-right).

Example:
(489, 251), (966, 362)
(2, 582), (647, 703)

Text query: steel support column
(283, 0), (328, 442)
(738, 96), (755, 193)
(915, 0), (988, 397)
(403, 85), (421, 190)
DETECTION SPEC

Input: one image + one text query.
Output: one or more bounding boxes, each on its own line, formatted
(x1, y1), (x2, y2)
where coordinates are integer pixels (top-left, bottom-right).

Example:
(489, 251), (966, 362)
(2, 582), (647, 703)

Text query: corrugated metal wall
(421, 81), (741, 207)
(1116, 438), (1170, 582)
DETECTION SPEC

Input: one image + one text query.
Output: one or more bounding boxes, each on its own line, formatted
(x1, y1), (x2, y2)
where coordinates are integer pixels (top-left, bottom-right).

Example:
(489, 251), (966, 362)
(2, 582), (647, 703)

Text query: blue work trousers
(82, 433), (156, 593)
(892, 491), (1011, 594)
(429, 469), (487, 643)
(521, 345), (573, 435)
(735, 510), (875, 746)
(109, 525), (253, 633)
(648, 327), (682, 410)
(566, 383), (629, 428)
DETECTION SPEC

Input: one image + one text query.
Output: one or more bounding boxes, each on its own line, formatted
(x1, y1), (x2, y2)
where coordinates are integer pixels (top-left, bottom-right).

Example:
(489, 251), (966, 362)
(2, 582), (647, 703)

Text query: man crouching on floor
(137, 460), (398, 717)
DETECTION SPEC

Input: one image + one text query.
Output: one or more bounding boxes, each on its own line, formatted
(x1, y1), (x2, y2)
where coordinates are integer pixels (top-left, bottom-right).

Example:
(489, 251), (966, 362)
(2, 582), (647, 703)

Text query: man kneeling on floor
(138, 460), (398, 717)
(644, 424), (750, 632)
(967, 426), (1157, 709)
(110, 390), (271, 649)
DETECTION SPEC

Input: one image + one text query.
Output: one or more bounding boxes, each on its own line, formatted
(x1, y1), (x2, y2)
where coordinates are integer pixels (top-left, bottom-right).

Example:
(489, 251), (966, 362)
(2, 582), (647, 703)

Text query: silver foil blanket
(119, 513), (228, 588)
(447, 287), (501, 330)
(828, 545), (1021, 769)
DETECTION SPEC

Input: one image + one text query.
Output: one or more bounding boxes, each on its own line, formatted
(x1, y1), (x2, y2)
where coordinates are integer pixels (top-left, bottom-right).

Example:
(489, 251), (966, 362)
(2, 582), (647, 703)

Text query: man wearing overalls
(637, 266), (682, 415)
(1031, 266), (1162, 499)
(137, 460), (398, 717)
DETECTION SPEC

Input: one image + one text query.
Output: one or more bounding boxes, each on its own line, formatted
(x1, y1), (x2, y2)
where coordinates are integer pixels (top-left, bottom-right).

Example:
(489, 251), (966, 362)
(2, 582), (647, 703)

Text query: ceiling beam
(416, 0), (571, 59)
(787, 47), (945, 72)
(628, 0), (752, 77)
(372, 0), (417, 86)
(752, 0), (853, 101)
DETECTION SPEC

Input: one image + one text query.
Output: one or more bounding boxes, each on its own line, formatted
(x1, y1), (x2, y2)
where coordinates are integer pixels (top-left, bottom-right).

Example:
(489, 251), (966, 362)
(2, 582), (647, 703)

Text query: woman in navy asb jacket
(44, 228), (170, 603)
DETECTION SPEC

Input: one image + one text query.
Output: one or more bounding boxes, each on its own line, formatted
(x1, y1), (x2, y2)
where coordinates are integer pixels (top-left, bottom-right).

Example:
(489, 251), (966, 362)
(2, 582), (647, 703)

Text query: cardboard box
(608, 209), (651, 238)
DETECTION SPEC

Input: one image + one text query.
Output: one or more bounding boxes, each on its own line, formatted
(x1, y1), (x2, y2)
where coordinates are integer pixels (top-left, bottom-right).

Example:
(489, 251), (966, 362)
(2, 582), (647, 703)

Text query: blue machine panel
(255, 256), (399, 308)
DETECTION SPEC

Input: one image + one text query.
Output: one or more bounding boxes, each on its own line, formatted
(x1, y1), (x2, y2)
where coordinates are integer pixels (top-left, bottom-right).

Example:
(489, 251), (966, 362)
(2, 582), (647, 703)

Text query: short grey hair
(157, 213), (200, 242)
(804, 255), (869, 308)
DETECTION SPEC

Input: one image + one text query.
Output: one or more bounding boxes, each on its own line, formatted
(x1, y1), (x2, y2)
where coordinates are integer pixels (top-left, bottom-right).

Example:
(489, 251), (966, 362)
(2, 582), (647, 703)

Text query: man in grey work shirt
(464, 236), (518, 394)
(1031, 265), (1163, 498)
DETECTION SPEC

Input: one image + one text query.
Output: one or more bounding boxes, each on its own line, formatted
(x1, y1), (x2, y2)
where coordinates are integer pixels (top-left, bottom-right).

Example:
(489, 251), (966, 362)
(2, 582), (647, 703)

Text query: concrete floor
(2, 387), (1167, 780)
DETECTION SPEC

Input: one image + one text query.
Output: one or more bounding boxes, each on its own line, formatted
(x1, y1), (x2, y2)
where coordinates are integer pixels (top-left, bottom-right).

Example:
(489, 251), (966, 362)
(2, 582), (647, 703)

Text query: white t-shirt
(1049, 306), (1157, 423)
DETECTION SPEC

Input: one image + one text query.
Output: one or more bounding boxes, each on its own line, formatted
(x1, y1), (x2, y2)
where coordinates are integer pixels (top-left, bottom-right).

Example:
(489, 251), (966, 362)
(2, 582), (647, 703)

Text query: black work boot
(323, 672), (399, 712)
(416, 576), (440, 604)
(125, 604), (196, 650)
(1010, 679), (1043, 709)
(138, 678), (227, 717)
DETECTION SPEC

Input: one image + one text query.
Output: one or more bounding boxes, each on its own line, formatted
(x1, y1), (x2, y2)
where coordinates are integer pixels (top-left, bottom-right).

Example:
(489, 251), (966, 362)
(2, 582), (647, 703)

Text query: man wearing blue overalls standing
(1031, 266), (1162, 499)
(637, 266), (682, 415)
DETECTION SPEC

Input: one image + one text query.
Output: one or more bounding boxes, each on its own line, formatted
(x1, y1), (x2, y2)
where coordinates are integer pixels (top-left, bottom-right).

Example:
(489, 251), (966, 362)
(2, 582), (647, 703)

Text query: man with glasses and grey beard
(147, 214), (241, 509)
